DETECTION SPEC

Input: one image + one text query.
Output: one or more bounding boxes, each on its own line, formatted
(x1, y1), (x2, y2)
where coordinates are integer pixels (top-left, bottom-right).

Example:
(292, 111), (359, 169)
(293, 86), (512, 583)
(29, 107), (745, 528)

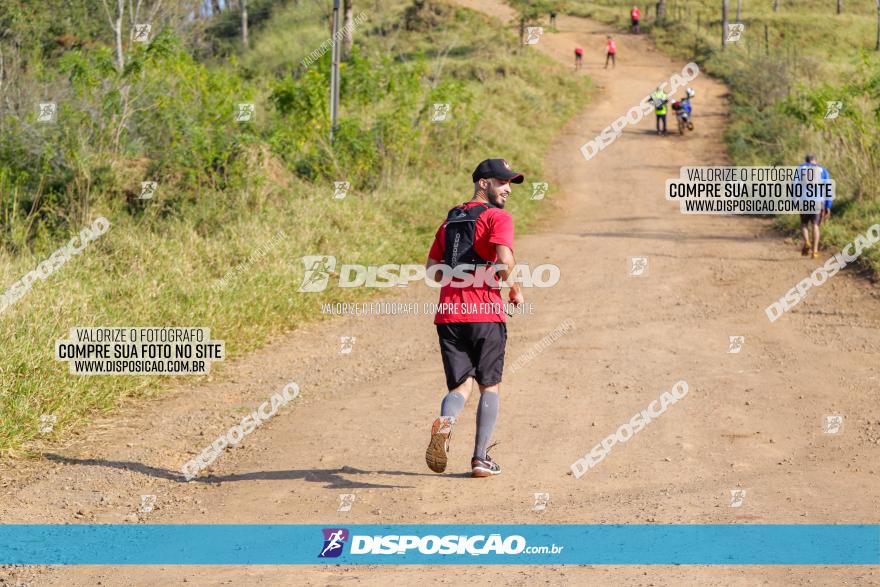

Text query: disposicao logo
(299, 255), (337, 293)
(297, 255), (560, 292)
(318, 528), (349, 558)
(316, 529), (565, 558)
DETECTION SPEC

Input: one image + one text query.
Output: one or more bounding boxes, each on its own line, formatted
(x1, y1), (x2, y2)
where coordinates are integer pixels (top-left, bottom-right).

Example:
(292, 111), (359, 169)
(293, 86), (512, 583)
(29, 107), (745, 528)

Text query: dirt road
(2, 2), (879, 585)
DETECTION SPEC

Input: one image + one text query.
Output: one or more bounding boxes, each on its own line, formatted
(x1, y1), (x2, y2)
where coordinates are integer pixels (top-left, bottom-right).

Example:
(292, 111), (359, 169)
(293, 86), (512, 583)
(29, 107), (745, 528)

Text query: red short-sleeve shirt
(428, 201), (515, 324)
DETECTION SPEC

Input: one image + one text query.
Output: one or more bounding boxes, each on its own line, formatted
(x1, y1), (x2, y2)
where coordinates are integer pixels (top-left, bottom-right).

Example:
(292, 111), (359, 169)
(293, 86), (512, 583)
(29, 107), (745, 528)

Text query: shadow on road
(44, 454), (444, 489)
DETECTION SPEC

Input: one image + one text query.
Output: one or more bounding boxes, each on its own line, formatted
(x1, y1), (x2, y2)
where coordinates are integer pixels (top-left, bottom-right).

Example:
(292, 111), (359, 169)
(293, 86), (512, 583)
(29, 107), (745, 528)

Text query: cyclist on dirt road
(424, 158), (525, 478)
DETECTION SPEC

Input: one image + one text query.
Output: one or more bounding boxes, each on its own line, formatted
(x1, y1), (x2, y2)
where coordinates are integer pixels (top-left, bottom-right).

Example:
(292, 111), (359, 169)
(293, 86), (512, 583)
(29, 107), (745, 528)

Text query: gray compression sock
(440, 391), (466, 420)
(473, 391), (499, 459)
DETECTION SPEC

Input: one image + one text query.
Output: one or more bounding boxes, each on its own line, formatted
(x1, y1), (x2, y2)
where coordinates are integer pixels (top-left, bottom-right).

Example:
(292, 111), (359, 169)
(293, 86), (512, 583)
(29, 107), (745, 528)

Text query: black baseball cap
(472, 158), (524, 184)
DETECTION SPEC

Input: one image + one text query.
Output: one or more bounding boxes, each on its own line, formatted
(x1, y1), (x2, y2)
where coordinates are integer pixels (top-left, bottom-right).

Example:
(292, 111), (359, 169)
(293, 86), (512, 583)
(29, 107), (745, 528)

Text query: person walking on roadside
(797, 154), (833, 259)
(550, 10), (557, 28)
(605, 36), (617, 68)
(424, 158), (525, 478)
(630, 5), (641, 33)
(574, 45), (584, 70)
(648, 84), (668, 135)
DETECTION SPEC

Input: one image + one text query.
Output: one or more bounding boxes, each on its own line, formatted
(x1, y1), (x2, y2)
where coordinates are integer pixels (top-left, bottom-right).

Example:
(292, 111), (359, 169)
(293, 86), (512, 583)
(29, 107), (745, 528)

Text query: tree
(97, 0), (167, 156)
(99, 0), (166, 72)
(876, 0), (880, 50)
(656, 0), (666, 24)
(240, 0), (249, 49)
(837, 0), (843, 15)
(736, 0), (742, 21)
(721, 0), (729, 50)
(508, 0), (553, 44)
(100, 0), (125, 72)
(773, 0), (779, 12)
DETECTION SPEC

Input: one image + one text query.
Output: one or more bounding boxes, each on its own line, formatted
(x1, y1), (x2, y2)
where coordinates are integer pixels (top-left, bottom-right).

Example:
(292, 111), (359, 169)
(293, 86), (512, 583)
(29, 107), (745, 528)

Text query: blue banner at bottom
(1, 524), (877, 565)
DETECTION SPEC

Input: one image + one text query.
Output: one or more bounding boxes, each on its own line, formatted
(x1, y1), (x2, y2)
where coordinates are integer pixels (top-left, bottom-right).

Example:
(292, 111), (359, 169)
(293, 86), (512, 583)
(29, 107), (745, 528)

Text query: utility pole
(330, 0), (341, 143)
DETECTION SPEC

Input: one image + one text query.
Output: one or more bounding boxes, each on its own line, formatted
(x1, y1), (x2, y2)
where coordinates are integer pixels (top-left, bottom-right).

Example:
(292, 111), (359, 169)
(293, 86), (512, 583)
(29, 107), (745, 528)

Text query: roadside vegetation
(0, 0), (589, 454)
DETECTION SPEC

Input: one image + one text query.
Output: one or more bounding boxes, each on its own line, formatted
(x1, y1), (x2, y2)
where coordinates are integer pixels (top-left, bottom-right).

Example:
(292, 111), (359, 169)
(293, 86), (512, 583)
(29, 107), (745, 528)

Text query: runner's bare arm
(494, 245), (524, 306)
(426, 256), (443, 283)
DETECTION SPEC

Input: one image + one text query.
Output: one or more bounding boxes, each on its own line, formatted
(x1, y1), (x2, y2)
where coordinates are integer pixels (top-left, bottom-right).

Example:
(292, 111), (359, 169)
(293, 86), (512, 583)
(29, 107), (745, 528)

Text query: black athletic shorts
(800, 212), (824, 226)
(436, 322), (507, 390)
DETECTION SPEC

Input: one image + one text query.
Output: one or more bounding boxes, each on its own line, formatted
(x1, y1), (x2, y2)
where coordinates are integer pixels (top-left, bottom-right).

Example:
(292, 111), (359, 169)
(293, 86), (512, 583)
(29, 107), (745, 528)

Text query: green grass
(561, 0), (880, 271)
(0, 0), (591, 455)
(238, 0), (332, 75)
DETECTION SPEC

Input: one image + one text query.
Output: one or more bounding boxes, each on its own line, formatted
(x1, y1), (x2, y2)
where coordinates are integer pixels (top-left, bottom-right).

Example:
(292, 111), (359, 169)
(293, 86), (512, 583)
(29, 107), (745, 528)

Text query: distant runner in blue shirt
(797, 154), (832, 259)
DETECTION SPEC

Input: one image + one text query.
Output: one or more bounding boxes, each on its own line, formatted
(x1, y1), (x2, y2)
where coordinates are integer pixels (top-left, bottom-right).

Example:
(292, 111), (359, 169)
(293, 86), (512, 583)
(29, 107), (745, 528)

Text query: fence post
(764, 23), (769, 56)
(722, 0), (729, 51)
(876, 0), (880, 50)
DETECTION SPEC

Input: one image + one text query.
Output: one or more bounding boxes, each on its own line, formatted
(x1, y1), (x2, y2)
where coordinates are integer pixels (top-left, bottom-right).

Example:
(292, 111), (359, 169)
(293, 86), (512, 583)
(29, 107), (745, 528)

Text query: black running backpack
(443, 203), (492, 269)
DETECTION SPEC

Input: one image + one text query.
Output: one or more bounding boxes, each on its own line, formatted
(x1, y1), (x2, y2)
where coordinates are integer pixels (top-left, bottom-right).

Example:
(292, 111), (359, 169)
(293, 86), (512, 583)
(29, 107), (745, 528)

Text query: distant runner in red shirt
(631, 6), (641, 34)
(605, 36), (617, 69)
(574, 45), (584, 70)
(424, 158), (525, 478)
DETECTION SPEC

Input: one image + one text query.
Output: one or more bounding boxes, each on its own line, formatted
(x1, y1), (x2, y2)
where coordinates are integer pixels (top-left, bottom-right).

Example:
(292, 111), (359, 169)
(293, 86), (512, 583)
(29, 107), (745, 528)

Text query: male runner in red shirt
(631, 5), (641, 33)
(424, 158), (524, 477)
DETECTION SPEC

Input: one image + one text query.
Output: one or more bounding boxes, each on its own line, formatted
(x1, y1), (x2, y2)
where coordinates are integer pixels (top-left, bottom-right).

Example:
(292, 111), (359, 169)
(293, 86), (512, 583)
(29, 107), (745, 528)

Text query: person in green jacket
(647, 85), (669, 135)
